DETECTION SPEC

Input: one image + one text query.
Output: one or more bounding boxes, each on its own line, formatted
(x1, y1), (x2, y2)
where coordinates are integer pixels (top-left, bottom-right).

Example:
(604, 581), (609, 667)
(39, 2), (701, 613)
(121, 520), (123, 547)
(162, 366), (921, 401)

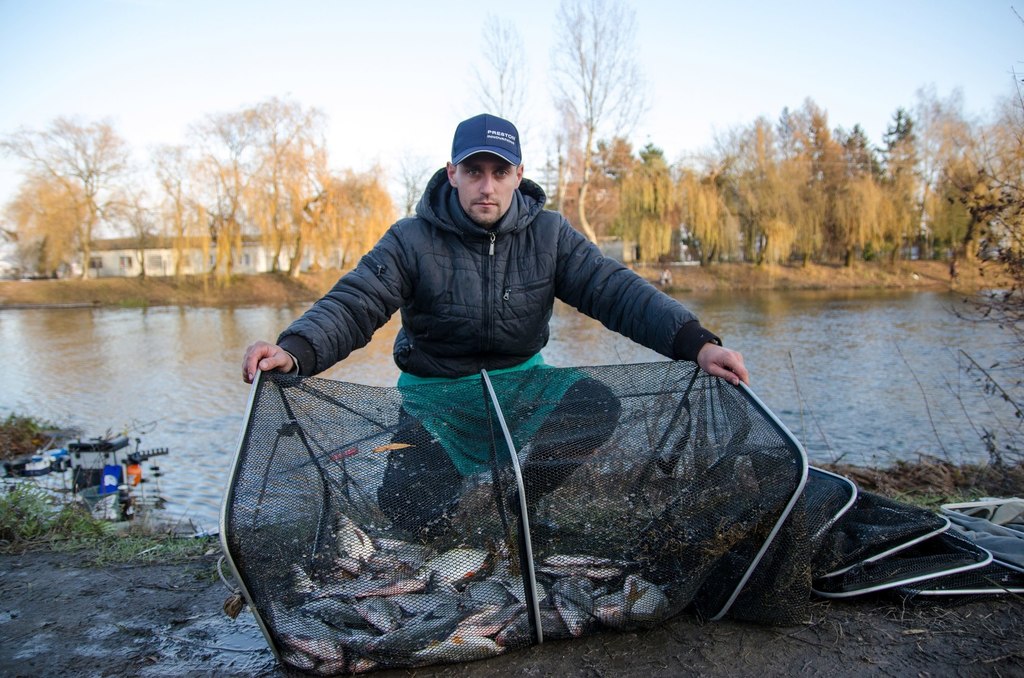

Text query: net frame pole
(480, 369), (545, 645)
(218, 371), (282, 661)
(710, 381), (809, 621)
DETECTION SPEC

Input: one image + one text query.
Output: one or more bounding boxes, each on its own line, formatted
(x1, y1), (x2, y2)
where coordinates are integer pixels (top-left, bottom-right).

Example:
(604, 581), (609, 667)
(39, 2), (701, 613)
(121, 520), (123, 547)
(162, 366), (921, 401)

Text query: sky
(0, 0), (1021, 212)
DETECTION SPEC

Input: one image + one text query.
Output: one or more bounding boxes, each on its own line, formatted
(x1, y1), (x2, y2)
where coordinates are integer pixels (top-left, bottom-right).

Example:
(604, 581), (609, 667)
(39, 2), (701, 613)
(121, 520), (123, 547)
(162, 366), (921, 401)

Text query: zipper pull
(488, 232), (495, 256)
(503, 288), (510, 301)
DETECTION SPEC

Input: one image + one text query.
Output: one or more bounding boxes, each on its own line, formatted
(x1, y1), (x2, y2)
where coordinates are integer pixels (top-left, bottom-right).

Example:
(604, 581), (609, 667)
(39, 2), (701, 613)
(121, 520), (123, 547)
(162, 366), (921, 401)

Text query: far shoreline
(0, 260), (984, 310)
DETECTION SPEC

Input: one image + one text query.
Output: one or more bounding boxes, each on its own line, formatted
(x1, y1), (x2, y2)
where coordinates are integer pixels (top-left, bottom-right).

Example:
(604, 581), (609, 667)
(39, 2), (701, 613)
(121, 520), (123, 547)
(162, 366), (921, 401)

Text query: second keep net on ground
(223, 361), (816, 674)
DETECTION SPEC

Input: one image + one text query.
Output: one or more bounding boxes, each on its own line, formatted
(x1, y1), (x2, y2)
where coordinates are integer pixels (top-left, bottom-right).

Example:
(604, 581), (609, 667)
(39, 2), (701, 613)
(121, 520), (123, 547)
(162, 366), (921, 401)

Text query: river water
(1, 289), (1019, 533)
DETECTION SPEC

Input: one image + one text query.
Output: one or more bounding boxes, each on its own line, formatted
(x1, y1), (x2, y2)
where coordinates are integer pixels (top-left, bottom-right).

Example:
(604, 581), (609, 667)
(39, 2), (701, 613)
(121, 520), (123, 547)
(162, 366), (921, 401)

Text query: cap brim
(452, 147), (521, 166)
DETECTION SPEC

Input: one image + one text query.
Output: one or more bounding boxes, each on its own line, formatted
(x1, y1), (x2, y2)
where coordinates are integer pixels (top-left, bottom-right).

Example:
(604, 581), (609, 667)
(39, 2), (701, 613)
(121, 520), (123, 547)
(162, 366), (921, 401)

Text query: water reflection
(0, 289), (1018, 532)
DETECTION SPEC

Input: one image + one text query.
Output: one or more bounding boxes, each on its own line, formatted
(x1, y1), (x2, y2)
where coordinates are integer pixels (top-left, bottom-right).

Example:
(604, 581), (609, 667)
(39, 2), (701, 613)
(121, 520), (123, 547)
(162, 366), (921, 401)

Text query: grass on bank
(0, 483), (213, 564)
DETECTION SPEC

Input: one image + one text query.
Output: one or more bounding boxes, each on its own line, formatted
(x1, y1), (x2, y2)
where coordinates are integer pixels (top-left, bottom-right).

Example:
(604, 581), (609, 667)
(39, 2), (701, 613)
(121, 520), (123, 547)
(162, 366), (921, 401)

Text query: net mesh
(223, 362), (808, 673)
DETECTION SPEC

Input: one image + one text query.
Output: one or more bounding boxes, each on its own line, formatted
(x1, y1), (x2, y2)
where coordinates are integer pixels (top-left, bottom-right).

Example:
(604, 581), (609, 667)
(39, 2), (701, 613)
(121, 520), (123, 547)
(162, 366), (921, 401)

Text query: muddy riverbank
(2, 545), (1022, 678)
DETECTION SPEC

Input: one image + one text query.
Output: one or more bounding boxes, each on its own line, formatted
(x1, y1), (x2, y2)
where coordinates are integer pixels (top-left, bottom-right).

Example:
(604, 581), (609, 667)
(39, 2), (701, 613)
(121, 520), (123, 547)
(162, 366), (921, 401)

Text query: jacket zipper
(483, 232), (497, 352)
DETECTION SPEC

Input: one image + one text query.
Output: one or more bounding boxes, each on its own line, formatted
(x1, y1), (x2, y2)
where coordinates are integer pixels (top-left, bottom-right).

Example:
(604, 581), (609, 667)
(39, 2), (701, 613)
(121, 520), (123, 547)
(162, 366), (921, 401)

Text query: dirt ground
(2, 546), (1022, 678)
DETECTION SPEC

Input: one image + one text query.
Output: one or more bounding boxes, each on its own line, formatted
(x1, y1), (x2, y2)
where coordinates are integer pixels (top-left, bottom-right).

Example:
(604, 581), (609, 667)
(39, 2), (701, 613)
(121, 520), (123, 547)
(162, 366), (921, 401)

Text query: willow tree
(313, 168), (396, 271)
(551, 0), (645, 243)
(614, 144), (674, 262)
(833, 175), (889, 266)
(678, 168), (734, 265)
(4, 174), (84, 276)
(237, 97), (330, 276)
(2, 117), (130, 278)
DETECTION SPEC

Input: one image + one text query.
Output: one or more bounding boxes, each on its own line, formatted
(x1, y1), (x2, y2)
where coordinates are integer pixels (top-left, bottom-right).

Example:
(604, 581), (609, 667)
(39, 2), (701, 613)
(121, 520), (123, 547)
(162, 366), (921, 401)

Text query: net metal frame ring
(219, 371), (283, 662)
(709, 381), (809, 620)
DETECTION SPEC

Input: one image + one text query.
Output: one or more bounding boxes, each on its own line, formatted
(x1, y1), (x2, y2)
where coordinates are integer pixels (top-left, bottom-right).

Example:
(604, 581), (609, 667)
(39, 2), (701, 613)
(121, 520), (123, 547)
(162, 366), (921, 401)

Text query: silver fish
(552, 576), (595, 637)
(279, 633), (346, 663)
(542, 554), (627, 567)
(354, 576), (428, 599)
(334, 513), (376, 562)
(291, 564), (317, 594)
(624, 574), (669, 623)
(409, 633), (505, 663)
(299, 597), (368, 630)
(388, 592), (467, 616)
(332, 554), (363, 577)
(313, 574), (427, 601)
(418, 548), (491, 587)
(279, 648), (318, 671)
(539, 607), (571, 639)
(375, 538), (432, 568)
(536, 564), (622, 580)
(348, 657), (378, 674)
(354, 597), (403, 633)
(593, 591), (627, 628)
(364, 601), (462, 657)
(463, 579), (518, 606)
(455, 602), (526, 638)
(494, 610), (532, 648)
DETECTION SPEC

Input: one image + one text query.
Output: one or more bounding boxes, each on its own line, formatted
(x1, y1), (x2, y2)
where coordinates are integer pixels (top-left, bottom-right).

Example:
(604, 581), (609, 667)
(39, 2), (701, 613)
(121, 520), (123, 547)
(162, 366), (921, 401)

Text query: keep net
(221, 361), (808, 674)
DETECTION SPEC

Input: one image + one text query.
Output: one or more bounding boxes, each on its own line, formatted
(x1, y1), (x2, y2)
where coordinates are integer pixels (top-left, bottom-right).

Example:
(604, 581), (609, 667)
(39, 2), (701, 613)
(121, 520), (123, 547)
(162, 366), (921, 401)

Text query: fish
(298, 597), (369, 630)
(353, 576), (428, 599)
(538, 607), (571, 639)
(409, 633), (505, 663)
(332, 555), (363, 578)
(371, 443), (414, 453)
(542, 554), (628, 568)
(334, 513), (376, 562)
(348, 657), (378, 674)
(463, 578), (519, 607)
(418, 548), (491, 587)
(375, 538), (432, 569)
(385, 592), (465, 616)
(279, 648), (318, 671)
(291, 564), (317, 594)
(536, 564), (623, 580)
(454, 602), (526, 638)
(354, 597), (403, 633)
(494, 610), (532, 648)
(364, 601), (462, 657)
(551, 576), (596, 637)
(593, 591), (627, 629)
(279, 633), (346, 663)
(311, 574), (427, 601)
(624, 574), (669, 624)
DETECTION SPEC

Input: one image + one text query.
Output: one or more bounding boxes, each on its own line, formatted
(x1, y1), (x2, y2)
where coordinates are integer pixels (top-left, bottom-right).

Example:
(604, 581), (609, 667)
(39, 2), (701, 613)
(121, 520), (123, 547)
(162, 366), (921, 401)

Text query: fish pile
(267, 514), (672, 675)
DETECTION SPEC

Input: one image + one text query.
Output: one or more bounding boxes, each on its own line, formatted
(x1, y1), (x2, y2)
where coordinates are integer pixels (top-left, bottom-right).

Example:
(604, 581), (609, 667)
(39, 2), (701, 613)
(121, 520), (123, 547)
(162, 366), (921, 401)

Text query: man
(242, 113), (748, 533)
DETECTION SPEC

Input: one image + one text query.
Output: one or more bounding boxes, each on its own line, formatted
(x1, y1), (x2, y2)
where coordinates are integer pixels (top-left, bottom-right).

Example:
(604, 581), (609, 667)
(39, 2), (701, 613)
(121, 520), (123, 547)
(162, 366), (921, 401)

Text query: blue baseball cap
(451, 113), (522, 166)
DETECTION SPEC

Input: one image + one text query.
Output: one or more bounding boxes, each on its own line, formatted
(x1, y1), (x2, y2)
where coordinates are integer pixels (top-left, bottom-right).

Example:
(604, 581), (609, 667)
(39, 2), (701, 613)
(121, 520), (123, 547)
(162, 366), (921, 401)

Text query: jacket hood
(415, 167), (548, 238)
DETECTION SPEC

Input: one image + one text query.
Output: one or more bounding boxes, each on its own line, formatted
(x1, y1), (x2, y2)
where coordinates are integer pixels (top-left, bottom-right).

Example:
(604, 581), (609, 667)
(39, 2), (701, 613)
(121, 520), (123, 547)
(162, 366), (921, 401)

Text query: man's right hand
(242, 340), (295, 384)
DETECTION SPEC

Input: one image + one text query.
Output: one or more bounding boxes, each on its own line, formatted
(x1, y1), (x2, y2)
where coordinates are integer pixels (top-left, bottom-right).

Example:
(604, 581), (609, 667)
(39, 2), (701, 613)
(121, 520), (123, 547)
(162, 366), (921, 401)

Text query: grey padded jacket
(277, 168), (719, 379)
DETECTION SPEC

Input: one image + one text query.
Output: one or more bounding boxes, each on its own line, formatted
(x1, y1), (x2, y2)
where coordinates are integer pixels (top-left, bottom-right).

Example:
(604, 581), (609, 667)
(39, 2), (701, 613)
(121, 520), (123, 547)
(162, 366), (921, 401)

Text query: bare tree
(473, 15), (527, 123)
(152, 144), (200, 278)
(190, 109), (258, 280)
(397, 155), (434, 217)
(2, 117), (130, 278)
(551, 0), (646, 243)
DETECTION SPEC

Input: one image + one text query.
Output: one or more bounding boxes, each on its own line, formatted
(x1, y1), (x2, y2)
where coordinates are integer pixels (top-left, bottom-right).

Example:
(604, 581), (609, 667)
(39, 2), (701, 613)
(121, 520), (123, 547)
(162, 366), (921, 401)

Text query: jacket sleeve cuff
(278, 334), (316, 376)
(671, 320), (722, 362)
